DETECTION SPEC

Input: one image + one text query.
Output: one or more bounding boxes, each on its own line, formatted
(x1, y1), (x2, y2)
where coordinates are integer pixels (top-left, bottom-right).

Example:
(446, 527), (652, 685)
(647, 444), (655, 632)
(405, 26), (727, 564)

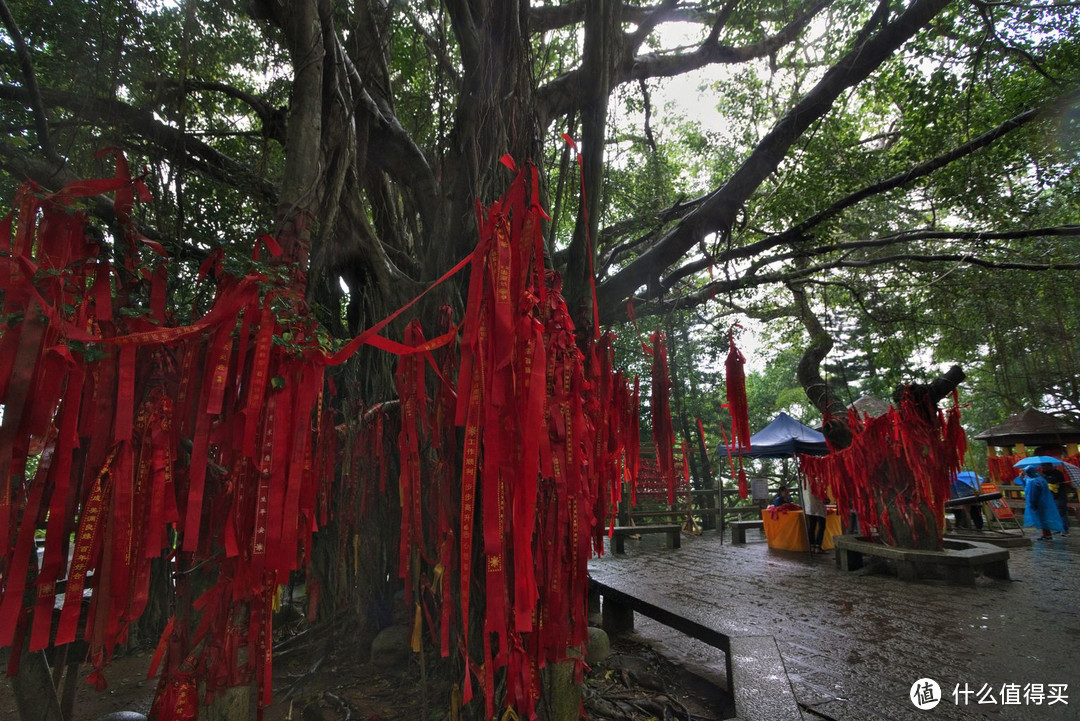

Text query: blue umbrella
(1013, 456), (1066, 469)
(955, 471), (985, 486)
(950, 471), (984, 498)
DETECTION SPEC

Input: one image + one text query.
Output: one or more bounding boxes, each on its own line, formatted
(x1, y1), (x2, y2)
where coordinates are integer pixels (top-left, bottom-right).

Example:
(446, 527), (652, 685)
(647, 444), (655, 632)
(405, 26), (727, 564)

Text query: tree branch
(705, 0), (740, 45)
(600, 192), (707, 246)
(401, 4), (462, 89)
(609, 227), (1080, 324)
(743, 226), (1080, 277)
(789, 277), (851, 445)
(623, 0), (828, 82)
(826, 252), (1080, 272)
(657, 88), (1080, 292)
(444, 0), (481, 74)
(0, 0), (58, 162)
(628, 292), (795, 326)
(769, 87), (1080, 247)
(596, 0), (952, 317)
(595, 194), (706, 275)
(973, 0), (1065, 83)
(536, 0), (829, 124)
(0, 140), (208, 263)
(335, 35), (439, 233)
(529, 1), (724, 34)
(624, 0), (682, 55)
(528, 0), (585, 32)
(142, 78), (285, 141)
(0, 83), (278, 204)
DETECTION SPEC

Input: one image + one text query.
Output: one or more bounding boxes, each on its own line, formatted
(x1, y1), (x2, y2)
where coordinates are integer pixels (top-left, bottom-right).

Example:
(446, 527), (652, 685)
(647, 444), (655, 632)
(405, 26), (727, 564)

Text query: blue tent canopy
(731, 411), (829, 458)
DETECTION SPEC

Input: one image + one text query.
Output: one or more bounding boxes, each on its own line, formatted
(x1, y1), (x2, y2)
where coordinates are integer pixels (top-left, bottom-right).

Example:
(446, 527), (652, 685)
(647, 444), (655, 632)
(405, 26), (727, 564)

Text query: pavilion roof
(848, 396), (891, 419)
(972, 408), (1080, 446)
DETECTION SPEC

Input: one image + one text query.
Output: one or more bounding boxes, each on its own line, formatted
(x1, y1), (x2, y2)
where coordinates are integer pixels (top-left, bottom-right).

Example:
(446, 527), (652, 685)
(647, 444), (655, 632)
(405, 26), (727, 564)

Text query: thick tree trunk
(789, 280), (851, 447)
(442, 0), (540, 266)
(564, 0), (619, 337)
(267, 0), (325, 279)
(151, 4), (332, 719)
(883, 366), (966, 550)
(873, 459), (949, 551)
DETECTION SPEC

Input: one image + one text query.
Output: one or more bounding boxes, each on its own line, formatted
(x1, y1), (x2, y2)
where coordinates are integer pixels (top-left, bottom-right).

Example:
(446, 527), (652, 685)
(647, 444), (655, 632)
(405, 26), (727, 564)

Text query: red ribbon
(725, 326), (751, 452)
(649, 332), (677, 506)
(0, 152), (649, 721)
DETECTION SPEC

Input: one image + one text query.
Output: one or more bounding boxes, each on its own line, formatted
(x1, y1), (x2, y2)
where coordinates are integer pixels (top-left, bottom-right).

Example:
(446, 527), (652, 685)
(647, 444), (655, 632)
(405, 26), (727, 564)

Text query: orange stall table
(762, 508), (843, 552)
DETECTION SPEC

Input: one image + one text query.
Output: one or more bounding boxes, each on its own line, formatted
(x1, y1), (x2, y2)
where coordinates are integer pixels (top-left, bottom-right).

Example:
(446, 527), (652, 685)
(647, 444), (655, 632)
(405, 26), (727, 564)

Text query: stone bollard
(586, 627), (610, 665)
(370, 624), (412, 671)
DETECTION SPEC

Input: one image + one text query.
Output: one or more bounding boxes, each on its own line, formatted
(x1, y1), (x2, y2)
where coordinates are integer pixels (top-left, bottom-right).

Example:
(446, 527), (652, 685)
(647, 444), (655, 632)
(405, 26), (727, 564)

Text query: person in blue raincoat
(1018, 467), (1064, 541)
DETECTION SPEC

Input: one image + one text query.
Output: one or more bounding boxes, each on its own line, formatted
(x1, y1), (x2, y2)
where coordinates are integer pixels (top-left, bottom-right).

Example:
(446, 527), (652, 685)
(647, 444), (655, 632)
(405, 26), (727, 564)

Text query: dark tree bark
(563, 0), (620, 338)
(256, 0), (326, 281)
(8, 558), (63, 721)
(9, 648), (64, 721)
(442, 0), (541, 264)
(789, 280), (852, 449)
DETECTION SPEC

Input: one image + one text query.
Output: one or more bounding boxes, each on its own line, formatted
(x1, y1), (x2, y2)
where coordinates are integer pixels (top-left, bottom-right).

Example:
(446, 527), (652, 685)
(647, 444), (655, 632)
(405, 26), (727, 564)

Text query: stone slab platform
(589, 528), (1079, 720)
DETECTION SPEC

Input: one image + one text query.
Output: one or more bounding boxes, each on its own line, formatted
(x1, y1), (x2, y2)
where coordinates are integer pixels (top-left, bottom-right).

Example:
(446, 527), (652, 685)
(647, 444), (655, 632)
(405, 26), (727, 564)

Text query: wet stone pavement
(588, 529), (1079, 720)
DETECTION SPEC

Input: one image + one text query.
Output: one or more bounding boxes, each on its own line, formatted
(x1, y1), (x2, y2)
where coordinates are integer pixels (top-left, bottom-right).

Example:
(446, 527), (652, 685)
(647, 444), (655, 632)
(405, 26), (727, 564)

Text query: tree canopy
(2, 0), (1077, 430)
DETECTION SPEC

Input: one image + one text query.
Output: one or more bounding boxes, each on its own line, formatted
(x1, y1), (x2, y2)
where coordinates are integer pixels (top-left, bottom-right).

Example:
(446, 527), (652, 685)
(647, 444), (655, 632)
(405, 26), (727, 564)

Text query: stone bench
(729, 519), (764, 544)
(591, 579), (803, 721)
(834, 535), (1010, 585)
(626, 507), (725, 533)
(610, 524), (681, 554)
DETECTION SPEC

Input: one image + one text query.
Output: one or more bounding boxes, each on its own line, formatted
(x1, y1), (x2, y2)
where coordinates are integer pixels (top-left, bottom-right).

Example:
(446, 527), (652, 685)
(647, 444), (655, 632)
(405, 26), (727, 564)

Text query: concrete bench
(591, 579), (803, 721)
(729, 519), (764, 544)
(834, 535), (1010, 585)
(610, 524), (681, 554)
(626, 507), (725, 532)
